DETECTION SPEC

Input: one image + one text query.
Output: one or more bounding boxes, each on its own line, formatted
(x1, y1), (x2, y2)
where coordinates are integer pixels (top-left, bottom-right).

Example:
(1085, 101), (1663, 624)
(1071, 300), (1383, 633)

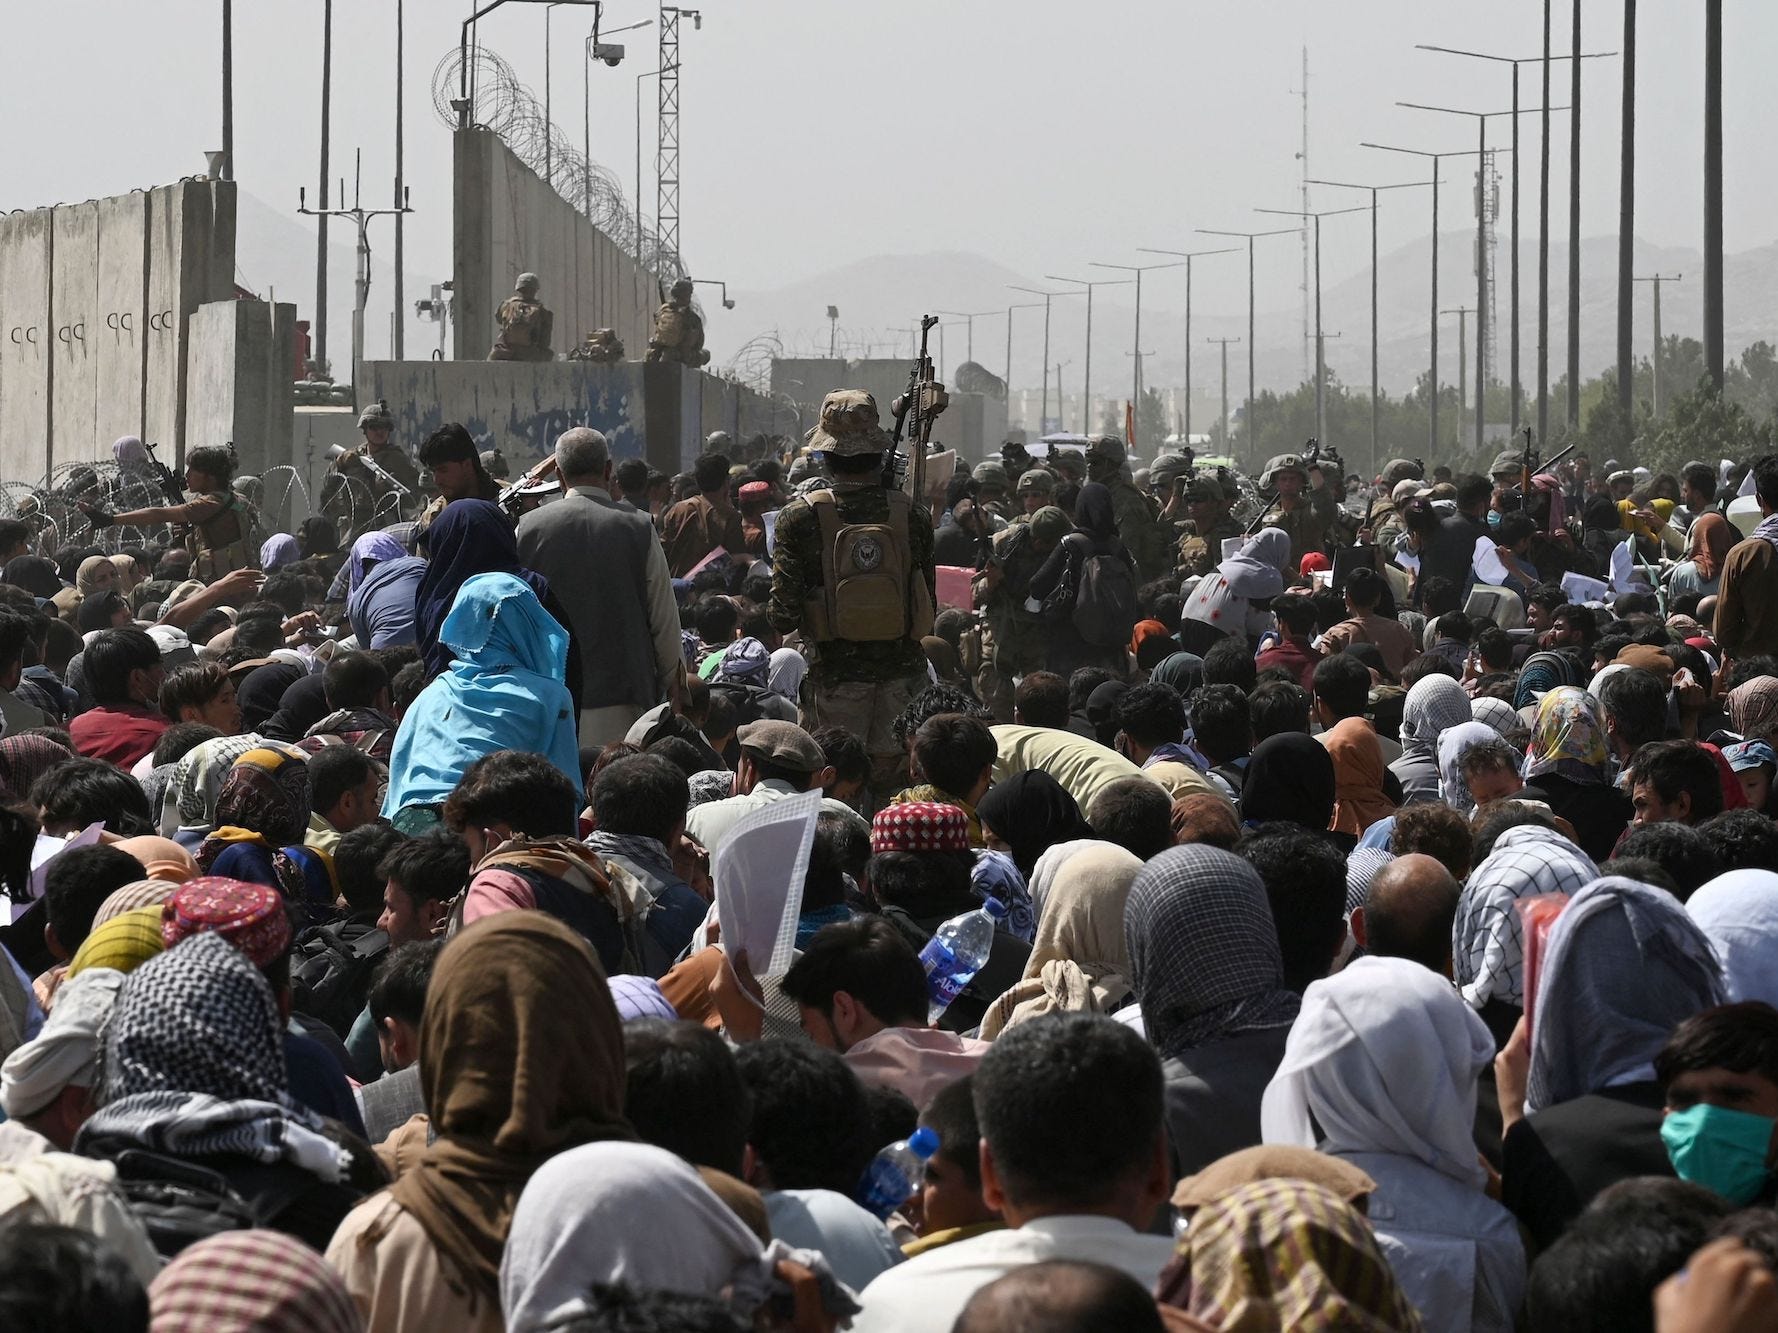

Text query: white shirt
(685, 779), (862, 858)
(849, 1214), (1177, 1332)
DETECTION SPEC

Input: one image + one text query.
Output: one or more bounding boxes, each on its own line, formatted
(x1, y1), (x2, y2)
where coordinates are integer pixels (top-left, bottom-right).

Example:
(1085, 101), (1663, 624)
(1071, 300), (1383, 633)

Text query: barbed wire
(432, 44), (685, 283)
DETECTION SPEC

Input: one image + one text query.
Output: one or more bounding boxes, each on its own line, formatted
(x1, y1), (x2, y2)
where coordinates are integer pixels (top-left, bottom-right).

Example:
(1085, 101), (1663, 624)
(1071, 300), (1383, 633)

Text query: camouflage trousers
(802, 671), (929, 812)
(974, 623), (1044, 723)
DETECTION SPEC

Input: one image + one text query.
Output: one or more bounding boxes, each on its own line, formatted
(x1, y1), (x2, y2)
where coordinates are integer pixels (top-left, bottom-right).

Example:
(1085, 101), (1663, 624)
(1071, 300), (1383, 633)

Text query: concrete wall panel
(94, 191), (149, 452)
(142, 183), (186, 455)
(0, 210), (53, 480)
(49, 201), (101, 465)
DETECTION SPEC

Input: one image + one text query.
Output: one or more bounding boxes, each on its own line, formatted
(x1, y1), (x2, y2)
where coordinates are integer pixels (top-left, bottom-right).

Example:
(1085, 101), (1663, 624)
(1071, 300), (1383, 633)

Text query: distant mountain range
(709, 233), (1778, 402)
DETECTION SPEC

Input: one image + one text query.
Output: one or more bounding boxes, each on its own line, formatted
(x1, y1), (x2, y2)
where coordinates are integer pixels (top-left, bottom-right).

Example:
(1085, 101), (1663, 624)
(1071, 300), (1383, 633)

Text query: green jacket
(768, 478), (935, 684)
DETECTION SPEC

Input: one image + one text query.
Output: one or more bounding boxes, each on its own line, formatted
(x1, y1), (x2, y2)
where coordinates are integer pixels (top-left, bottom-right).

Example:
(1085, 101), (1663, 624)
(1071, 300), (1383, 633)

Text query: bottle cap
(908, 1126), (940, 1159)
(983, 897), (1007, 920)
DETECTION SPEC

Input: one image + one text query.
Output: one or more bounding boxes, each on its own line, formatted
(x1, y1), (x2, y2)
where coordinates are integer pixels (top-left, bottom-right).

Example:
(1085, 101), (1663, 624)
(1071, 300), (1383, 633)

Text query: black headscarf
(1240, 732), (1336, 829)
(414, 499), (551, 678)
(976, 770), (1095, 879)
(261, 673), (331, 742)
(1072, 483), (1117, 541)
(1085, 680), (1130, 747)
(235, 663), (304, 734)
(3, 556), (62, 600)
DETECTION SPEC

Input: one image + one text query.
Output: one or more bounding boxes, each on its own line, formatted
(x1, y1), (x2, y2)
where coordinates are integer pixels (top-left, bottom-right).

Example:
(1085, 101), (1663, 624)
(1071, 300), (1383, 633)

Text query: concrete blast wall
(453, 129), (660, 363)
(771, 356), (1008, 463)
(0, 179), (237, 480)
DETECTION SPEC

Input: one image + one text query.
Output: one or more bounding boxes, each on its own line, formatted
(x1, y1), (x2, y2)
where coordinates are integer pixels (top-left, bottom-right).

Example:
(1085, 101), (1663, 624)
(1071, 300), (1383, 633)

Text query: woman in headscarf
(500, 1141), (853, 1333)
(110, 834), (198, 885)
(1502, 877), (1726, 1250)
(196, 745), (330, 905)
(1453, 822), (1599, 1047)
(349, 550), (427, 650)
(259, 533), (301, 573)
(1182, 527), (1291, 644)
(235, 661), (305, 735)
(3, 555), (63, 599)
(75, 932), (374, 1256)
(1261, 957), (1525, 1331)
(330, 530), (410, 603)
(1023, 838), (1103, 920)
(1239, 732), (1335, 831)
(326, 913), (633, 1333)
(0, 734), (73, 803)
(1390, 674), (1473, 804)
(150, 1229), (362, 1333)
(1512, 649), (1582, 712)
(1687, 869), (1778, 1009)
(1436, 720), (1501, 815)
(1130, 618), (1176, 672)
(975, 770), (1095, 882)
(160, 733), (265, 843)
(384, 572), (579, 829)
(1082, 678), (1128, 747)
(1149, 650), (1205, 697)
(1157, 1178), (1421, 1332)
(1667, 511), (1734, 602)
(1125, 844), (1302, 1175)
(1023, 482), (1138, 680)
(74, 555), (115, 598)
(766, 646), (807, 702)
(1515, 687), (1633, 863)
(979, 842), (1141, 1038)
(1325, 718), (1398, 843)
(920, 634), (967, 688)
(1469, 694), (1521, 740)
(1727, 676), (1778, 745)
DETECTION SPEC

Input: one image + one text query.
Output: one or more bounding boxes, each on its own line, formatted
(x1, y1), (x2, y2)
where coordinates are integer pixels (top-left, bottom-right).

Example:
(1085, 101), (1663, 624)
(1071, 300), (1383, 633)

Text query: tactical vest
(190, 491), (251, 581)
(801, 488), (934, 644)
(499, 298), (542, 348)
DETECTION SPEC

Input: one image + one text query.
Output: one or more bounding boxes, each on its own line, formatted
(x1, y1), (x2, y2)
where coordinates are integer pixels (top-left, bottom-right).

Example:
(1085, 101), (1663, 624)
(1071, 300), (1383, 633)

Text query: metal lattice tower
(656, 5), (682, 272)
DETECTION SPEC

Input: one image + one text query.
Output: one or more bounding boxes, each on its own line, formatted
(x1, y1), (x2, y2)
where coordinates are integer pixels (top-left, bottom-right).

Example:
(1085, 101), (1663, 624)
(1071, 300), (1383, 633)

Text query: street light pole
(1704, 0), (1724, 390)
(1308, 178), (1436, 479)
(1252, 207), (1365, 452)
(1044, 276), (1130, 440)
(1208, 337), (1240, 452)
(1003, 303), (1044, 432)
(1091, 261), (1184, 447)
(1442, 307), (1472, 429)
(1634, 273), (1681, 416)
(1135, 248), (1239, 444)
(1009, 287), (1062, 430)
(1196, 227), (1299, 467)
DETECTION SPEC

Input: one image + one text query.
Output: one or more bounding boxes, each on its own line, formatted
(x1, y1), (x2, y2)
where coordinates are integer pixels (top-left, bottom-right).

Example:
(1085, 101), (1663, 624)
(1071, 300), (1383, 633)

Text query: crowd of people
(0, 404), (1775, 1333)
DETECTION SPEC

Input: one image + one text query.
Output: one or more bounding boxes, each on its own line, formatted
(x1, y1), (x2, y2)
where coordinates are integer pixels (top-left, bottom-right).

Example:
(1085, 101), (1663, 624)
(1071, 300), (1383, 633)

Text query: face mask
(1661, 1103), (1778, 1205)
(1486, 510), (1503, 530)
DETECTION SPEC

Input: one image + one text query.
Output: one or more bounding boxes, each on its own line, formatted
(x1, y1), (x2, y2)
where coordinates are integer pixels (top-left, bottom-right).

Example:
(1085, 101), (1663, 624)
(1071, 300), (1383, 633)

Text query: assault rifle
(142, 440), (185, 504)
(1244, 437), (1333, 536)
(497, 455), (560, 518)
(889, 314), (948, 506)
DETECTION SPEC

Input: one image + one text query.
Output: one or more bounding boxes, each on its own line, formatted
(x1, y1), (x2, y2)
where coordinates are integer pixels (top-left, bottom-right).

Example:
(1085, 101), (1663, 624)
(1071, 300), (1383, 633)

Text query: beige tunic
(326, 1193), (504, 1333)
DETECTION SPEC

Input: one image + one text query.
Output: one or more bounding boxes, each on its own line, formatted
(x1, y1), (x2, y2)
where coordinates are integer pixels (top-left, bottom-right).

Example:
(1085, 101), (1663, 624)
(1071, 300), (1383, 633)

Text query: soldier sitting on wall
(489, 273), (555, 362)
(646, 278), (709, 367)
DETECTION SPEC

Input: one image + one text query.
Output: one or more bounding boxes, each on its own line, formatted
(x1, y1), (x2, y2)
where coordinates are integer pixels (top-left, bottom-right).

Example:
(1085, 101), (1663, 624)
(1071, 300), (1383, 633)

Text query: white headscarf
(1525, 876), (1725, 1114)
(1262, 955), (1495, 1189)
(500, 1141), (777, 1333)
(0, 969), (122, 1118)
(767, 646), (807, 701)
(1687, 869), (1778, 1009)
(1399, 675), (1473, 764)
(1182, 528), (1290, 631)
(1026, 838), (1106, 921)
(1470, 695), (1520, 738)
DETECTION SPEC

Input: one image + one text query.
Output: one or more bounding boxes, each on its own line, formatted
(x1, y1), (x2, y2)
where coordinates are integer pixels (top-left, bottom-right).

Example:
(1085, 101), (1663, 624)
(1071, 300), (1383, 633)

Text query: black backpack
(111, 1150), (312, 1259)
(706, 679), (769, 729)
(289, 921), (390, 1037)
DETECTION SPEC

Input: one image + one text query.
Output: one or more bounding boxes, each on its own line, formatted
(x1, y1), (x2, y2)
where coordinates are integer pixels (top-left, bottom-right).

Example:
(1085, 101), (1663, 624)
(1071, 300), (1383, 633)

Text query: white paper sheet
(1561, 571), (1610, 605)
(712, 789), (820, 977)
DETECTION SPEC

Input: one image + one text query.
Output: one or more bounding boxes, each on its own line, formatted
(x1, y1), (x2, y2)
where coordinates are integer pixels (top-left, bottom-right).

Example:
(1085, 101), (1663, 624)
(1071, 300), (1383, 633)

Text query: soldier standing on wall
(1087, 434), (1169, 580)
(80, 444), (254, 581)
(489, 273), (555, 362)
(646, 278), (710, 367)
(767, 390), (935, 806)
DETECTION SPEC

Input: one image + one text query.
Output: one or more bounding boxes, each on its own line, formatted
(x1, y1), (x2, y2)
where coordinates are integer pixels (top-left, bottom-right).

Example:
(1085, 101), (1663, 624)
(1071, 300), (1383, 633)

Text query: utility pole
(1309, 177), (1436, 481)
(300, 152), (413, 389)
(656, 6), (702, 273)
(1090, 261), (1185, 449)
(1540, 0), (1552, 444)
(1616, 0), (1635, 433)
(1004, 302), (1044, 426)
(1046, 277), (1129, 439)
(1704, 0), (1724, 390)
(221, 0), (234, 180)
(1442, 307), (1472, 432)
(1568, 0), (1583, 427)
(315, 0), (333, 372)
(1133, 248), (1237, 445)
(1195, 226), (1298, 468)
(1255, 206), (1365, 456)
(393, 0), (405, 358)
(1292, 47), (1312, 383)
(1009, 286), (1060, 431)
(1634, 273), (1681, 416)
(1209, 336), (1241, 452)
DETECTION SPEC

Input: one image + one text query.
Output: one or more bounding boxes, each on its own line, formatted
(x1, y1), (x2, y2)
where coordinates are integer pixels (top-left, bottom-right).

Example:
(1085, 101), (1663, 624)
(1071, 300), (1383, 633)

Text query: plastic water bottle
(858, 1126), (940, 1220)
(919, 898), (1006, 1024)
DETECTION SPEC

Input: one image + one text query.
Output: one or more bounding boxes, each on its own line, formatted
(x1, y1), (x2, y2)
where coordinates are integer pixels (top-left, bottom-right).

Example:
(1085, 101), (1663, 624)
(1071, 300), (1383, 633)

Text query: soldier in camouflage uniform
(1086, 434), (1169, 580)
(971, 460), (1012, 520)
(1177, 475), (1247, 579)
(1260, 452), (1342, 568)
(488, 273), (555, 362)
(768, 390), (935, 805)
(973, 505), (1070, 721)
(646, 278), (710, 367)
(1010, 466), (1055, 523)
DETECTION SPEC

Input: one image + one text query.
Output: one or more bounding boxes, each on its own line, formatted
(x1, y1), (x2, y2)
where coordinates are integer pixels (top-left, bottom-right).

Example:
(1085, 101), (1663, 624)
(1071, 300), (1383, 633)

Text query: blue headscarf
(383, 572), (580, 817)
(413, 499), (550, 677)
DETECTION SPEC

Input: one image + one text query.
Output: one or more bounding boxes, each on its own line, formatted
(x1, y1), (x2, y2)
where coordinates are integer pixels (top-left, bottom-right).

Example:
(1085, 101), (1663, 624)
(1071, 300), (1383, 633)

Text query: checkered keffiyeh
(1124, 844), (1300, 1059)
(161, 878), (293, 967)
(148, 1229), (361, 1333)
(1454, 823), (1598, 1011)
(871, 801), (969, 855)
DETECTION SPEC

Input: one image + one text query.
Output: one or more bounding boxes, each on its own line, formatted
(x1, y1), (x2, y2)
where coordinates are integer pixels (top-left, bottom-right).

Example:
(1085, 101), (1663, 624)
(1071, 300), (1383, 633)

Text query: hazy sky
(4, 1), (1770, 372)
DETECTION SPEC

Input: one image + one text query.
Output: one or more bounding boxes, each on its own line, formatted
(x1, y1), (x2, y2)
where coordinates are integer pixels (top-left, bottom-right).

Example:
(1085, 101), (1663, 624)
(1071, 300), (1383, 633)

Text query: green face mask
(1660, 1103), (1778, 1206)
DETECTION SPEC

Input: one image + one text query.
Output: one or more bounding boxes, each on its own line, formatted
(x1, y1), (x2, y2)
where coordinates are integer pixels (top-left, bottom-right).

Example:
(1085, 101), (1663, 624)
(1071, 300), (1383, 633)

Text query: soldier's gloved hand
(79, 502), (115, 529)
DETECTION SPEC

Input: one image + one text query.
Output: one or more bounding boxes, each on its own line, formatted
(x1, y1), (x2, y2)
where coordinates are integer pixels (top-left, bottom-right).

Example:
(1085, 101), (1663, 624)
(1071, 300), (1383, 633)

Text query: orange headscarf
(1324, 717), (1399, 837)
(1687, 511), (1733, 583)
